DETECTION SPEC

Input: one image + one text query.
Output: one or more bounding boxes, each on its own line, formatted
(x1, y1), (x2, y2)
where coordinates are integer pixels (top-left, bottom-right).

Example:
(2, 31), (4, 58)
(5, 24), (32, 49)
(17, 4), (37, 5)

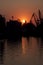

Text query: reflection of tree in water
(7, 40), (22, 56)
(40, 38), (43, 47)
(0, 40), (5, 64)
(38, 38), (43, 65)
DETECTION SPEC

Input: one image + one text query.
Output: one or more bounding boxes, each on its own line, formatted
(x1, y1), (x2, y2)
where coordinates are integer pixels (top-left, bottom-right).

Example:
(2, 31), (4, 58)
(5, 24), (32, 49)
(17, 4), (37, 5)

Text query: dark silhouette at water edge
(0, 9), (43, 40)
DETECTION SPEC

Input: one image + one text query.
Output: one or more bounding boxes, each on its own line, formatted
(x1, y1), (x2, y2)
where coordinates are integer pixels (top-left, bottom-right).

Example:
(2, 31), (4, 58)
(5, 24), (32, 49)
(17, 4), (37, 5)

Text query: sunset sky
(0, 0), (43, 22)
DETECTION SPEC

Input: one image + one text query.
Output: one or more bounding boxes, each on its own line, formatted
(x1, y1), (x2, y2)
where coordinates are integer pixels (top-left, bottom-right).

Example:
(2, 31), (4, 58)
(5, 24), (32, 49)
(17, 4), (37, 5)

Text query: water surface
(0, 37), (43, 65)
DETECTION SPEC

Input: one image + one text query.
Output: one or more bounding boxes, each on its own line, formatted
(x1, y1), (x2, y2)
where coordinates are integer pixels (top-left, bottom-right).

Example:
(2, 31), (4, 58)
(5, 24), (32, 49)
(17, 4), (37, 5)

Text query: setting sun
(22, 19), (25, 23)
(21, 19), (26, 24)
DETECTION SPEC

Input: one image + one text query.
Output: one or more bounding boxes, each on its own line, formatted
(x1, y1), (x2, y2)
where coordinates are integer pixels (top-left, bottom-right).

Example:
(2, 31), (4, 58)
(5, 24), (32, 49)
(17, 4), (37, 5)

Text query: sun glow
(21, 19), (26, 24)
(22, 19), (25, 23)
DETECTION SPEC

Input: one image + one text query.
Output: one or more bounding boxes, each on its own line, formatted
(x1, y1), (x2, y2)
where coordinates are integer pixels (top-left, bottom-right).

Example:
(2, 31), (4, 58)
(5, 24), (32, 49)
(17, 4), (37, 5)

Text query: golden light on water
(22, 37), (29, 55)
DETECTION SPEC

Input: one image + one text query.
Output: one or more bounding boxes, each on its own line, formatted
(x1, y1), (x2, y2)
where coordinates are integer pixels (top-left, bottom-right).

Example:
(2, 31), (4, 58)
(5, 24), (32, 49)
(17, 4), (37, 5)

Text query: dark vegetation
(0, 9), (43, 40)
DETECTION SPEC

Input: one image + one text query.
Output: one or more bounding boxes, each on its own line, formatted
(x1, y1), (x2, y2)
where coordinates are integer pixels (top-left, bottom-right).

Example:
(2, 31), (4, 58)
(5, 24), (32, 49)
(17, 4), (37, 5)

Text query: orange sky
(0, 0), (43, 22)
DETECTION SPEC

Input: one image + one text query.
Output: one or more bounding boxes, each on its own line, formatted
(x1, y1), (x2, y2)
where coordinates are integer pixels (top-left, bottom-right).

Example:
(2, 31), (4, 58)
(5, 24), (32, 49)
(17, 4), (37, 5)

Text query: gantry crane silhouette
(30, 9), (43, 26)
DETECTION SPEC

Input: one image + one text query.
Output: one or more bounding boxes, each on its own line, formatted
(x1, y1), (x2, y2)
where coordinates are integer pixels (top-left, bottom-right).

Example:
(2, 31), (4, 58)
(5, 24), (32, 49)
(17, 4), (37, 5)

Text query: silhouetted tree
(0, 14), (6, 39)
(6, 19), (22, 40)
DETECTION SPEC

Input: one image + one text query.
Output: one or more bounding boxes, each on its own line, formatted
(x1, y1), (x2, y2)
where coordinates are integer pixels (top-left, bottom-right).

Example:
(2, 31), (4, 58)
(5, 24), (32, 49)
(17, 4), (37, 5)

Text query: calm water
(0, 37), (43, 65)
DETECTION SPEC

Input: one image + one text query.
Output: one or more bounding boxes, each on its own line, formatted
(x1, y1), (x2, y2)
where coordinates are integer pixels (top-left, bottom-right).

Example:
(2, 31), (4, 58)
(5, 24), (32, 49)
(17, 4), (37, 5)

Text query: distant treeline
(0, 10), (43, 40)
